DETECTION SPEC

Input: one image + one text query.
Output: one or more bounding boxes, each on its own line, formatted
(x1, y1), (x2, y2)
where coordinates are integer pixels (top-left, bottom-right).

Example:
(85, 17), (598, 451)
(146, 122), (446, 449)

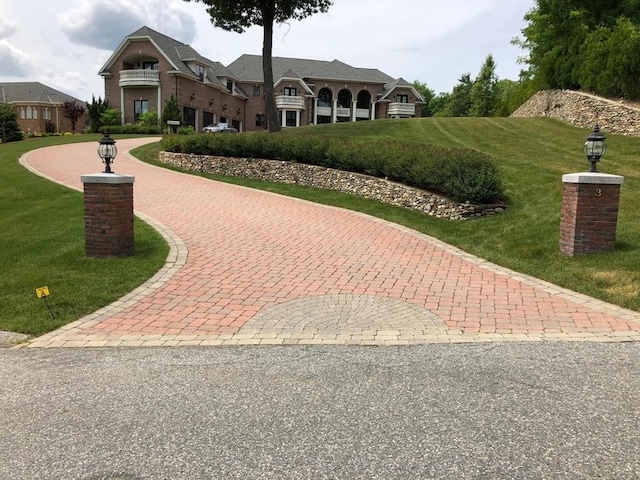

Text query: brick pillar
(81, 173), (135, 258)
(560, 172), (624, 256)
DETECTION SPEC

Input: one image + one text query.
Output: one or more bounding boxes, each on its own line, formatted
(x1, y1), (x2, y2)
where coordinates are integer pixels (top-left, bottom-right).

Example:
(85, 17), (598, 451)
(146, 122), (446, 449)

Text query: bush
(99, 125), (161, 135)
(160, 132), (505, 203)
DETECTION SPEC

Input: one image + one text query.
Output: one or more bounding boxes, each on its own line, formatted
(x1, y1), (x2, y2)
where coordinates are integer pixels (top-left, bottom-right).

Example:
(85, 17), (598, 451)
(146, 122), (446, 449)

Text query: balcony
(119, 69), (160, 87)
(276, 95), (305, 110)
(356, 108), (370, 119)
(388, 102), (416, 116)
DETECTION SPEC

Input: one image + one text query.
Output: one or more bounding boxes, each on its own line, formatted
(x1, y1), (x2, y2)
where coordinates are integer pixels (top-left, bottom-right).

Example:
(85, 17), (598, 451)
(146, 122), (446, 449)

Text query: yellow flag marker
(36, 286), (50, 298)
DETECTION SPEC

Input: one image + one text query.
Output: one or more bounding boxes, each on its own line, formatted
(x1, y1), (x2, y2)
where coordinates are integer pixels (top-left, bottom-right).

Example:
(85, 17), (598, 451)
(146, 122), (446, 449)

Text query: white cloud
(0, 17), (18, 38)
(0, 39), (31, 77)
(59, 0), (196, 50)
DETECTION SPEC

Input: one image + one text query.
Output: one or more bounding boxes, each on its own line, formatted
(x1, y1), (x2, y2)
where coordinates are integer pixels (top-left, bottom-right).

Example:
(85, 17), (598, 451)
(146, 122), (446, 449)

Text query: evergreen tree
(0, 103), (23, 142)
(439, 73), (473, 117)
(470, 55), (498, 117)
(411, 80), (436, 117)
(87, 95), (109, 133)
(161, 95), (182, 125)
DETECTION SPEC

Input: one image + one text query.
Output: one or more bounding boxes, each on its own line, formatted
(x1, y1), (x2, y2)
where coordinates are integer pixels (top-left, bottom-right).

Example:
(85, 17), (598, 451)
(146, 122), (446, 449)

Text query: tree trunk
(262, 8), (281, 132)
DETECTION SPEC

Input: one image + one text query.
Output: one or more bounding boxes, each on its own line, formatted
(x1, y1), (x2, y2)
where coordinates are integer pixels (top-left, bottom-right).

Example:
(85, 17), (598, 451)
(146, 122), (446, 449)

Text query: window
(318, 88), (332, 107)
(397, 94), (409, 103)
(253, 86), (261, 96)
(255, 113), (265, 127)
(285, 111), (297, 127)
(43, 108), (51, 120)
(26, 106), (33, 119)
(194, 64), (204, 82)
(203, 111), (214, 128)
(227, 80), (233, 93)
(20, 107), (25, 119)
(142, 62), (158, 70)
(33, 107), (38, 119)
(284, 87), (297, 97)
(134, 100), (149, 122)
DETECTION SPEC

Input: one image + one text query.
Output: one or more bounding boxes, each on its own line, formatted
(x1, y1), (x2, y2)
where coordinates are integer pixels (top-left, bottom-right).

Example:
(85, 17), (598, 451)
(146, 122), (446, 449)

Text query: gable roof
(98, 26), (236, 87)
(227, 54), (395, 85)
(0, 82), (85, 104)
(380, 77), (425, 102)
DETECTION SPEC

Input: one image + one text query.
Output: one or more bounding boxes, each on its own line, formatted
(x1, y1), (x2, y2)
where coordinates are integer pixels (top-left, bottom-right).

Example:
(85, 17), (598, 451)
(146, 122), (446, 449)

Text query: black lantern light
(98, 132), (118, 174)
(584, 124), (607, 172)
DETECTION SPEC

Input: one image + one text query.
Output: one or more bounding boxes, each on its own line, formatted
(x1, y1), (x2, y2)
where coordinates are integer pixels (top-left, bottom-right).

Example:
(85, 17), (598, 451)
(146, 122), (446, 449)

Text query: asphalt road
(1, 343), (639, 479)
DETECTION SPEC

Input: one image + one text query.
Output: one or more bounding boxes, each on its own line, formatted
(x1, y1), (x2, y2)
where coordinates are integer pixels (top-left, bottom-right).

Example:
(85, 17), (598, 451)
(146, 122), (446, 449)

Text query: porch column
(371, 102), (376, 120)
(314, 98), (318, 125)
(296, 110), (300, 127)
(120, 87), (125, 125)
(351, 100), (357, 122)
(332, 100), (338, 123)
(157, 85), (162, 126)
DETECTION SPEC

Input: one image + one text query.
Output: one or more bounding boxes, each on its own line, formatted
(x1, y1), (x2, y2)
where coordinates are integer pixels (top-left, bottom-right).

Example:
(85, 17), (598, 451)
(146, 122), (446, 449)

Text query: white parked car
(203, 123), (238, 133)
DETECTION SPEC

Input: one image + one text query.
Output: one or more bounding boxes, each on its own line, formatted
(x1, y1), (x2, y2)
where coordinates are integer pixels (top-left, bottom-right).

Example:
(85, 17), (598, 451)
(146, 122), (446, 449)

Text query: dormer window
(195, 64), (204, 82)
(227, 79), (233, 92)
(284, 87), (297, 96)
(397, 94), (409, 103)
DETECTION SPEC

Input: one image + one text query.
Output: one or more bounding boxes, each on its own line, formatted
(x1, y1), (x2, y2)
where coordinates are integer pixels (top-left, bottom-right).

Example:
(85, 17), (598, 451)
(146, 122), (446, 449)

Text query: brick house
(99, 26), (424, 132)
(0, 82), (88, 135)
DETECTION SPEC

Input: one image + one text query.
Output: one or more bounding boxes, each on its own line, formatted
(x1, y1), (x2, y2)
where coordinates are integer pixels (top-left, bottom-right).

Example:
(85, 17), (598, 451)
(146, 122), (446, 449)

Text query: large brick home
(99, 26), (424, 132)
(0, 82), (88, 135)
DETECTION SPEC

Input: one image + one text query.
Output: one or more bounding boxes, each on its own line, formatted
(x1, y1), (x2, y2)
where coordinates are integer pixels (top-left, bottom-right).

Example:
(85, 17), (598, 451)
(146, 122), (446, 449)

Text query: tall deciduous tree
(411, 80), (435, 117)
(186, 0), (332, 132)
(62, 100), (86, 133)
(514, 0), (640, 99)
(439, 73), (473, 117)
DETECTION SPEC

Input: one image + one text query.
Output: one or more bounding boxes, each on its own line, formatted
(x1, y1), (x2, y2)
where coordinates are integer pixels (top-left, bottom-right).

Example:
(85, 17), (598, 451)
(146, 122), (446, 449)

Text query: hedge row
(160, 133), (504, 203)
(100, 125), (161, 135)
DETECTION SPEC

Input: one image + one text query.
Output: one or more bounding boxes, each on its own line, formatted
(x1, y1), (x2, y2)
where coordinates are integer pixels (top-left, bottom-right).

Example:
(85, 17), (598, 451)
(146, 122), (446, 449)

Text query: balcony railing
(119, 69), (160, 87)
(387, 102), (416, 116)
(276, 95), (305, 110)
(356, 108), (370, 118)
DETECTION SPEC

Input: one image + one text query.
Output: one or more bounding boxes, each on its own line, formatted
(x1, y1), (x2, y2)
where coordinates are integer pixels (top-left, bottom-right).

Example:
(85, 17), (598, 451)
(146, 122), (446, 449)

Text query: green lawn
(0, 135), (168, 335)
(140, 117), (640, 312)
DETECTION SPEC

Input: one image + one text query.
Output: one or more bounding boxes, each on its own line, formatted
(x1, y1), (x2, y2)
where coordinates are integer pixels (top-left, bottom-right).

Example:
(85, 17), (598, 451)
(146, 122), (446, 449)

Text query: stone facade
(159, 152), (506, 220)
(511, 90), (640, 137)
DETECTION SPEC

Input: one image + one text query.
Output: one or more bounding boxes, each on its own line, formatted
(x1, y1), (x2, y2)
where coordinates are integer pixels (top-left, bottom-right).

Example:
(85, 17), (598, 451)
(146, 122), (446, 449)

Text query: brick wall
(560, 181), (622, 256)
(83, 181), (134, 258)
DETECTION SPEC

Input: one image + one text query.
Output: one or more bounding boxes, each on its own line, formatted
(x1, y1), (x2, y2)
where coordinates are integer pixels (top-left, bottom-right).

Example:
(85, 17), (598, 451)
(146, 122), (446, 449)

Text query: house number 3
(595, 188), (602, 197)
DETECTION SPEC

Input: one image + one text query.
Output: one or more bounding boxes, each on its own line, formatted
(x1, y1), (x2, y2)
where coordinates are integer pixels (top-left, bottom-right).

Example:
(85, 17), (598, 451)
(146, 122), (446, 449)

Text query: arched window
(356, 90), (371, 109)
(26, 106), (33, 119)
(33, 107), (38, 119)
(20, 107), (25, 119)
(337, 89), (352, 108)
(318, 88), (332, 107)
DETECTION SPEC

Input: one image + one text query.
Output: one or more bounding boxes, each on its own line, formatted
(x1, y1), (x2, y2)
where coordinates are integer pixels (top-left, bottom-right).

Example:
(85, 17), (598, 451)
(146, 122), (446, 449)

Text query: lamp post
(98, 132), (118, 174)
(584, 124), (607, 172)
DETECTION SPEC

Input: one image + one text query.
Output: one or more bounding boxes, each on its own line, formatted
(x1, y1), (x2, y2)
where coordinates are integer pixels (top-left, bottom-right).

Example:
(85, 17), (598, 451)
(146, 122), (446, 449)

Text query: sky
(0, 0), (535, 103)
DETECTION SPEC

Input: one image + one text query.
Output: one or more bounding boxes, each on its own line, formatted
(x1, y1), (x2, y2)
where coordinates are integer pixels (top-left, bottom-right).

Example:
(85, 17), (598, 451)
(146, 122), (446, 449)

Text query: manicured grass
(0, 135), (168, 336)
(137, 117), (640, 312)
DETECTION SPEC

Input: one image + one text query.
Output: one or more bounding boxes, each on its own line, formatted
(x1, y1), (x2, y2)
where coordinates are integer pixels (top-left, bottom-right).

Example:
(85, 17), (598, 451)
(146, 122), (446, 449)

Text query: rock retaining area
(511, 90), (640, 137)
(159, 152), (506, 220)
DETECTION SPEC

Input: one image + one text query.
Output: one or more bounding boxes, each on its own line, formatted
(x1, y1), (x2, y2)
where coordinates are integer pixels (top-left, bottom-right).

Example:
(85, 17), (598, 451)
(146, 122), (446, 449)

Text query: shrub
(99, 125), (161, 135)
(160, 132), (505, 203)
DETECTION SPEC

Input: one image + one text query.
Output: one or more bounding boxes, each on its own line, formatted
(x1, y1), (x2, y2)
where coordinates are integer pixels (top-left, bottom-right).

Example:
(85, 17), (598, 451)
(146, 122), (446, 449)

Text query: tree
(514, 0), (640, 99)
(87, 95), (109, 133)
(61, 100), (86, 133)
(161, 95), (182, 126)
(0, 103), (23, 142)
(186, 0), (333, 132)
(411, 80), (435, 117)
(438, 73), (473, 117)
(469, 54), (498, 117)
(101, 108), (122, 127)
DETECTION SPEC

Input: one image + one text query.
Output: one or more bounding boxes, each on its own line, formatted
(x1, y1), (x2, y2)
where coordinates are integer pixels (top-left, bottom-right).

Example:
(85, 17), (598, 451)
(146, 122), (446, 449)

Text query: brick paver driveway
(19, 138), (640, 347)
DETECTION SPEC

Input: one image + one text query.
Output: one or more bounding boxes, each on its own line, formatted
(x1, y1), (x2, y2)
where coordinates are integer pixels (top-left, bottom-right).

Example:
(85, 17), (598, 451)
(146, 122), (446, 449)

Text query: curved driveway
(20, 138), (640, 347)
